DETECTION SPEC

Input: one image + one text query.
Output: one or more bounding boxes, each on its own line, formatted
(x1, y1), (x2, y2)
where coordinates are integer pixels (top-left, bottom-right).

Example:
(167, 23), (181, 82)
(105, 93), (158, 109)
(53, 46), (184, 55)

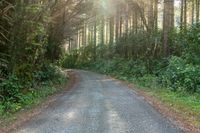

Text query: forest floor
(13, 70), (182, 133)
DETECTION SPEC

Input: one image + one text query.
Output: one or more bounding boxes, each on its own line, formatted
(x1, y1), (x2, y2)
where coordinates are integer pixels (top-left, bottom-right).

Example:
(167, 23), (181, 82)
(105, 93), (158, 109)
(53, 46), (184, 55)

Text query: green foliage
(161, 56), (200, 93)
(19, 85), (57, 109)
(96, 44), (116, 59)
(12, 3), (48, 62)
(86, 55), (200, 94)
(0, 64), (65, 115)
(14, 63), (34, 86)
(136, 75), (158, 88)
(35, 63), (64, 83)
(115, 31), (163, 59)
(62, 44), (101, 69)
(157, 23), (200, 93)
(76, 44), (97, 66)
(0, 75), (22, 112)
(0, 75), (22, 102)
(183, 23), (200, 65)
(62, 50), (79, 68)
(86, 58), (148, 80)
(63, 23), (200, 95)
(0, 0), (88, 117)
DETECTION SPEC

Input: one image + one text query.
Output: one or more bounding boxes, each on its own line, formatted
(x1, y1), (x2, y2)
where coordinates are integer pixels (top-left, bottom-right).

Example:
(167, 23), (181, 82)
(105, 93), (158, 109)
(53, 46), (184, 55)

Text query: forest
(1, 0), (200, 131)
(64, 0), (200, 95)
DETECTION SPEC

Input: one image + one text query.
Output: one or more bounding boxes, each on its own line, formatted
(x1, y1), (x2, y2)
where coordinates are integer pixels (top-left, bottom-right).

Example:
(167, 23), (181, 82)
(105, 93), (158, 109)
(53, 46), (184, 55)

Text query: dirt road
(14, 70), (182, 133)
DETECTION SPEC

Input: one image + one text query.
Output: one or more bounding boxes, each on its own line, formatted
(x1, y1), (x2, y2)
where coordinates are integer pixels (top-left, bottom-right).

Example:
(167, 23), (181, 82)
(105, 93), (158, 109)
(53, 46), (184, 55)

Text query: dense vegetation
(63, 22), (200, 94)
(63, 0), (200, 95)
(0, 0), (90, 116)
(62, 0), (200, 125)
(1, 0), (200, 128)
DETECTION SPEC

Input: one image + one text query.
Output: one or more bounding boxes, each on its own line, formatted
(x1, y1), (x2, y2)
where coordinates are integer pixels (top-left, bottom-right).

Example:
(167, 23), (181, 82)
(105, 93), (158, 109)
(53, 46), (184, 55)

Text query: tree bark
(163, 0), (174, 56)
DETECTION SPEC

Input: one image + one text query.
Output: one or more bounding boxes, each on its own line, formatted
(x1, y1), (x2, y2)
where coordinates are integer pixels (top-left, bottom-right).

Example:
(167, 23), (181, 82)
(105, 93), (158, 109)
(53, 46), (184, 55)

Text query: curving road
(15, 70), (182, 133)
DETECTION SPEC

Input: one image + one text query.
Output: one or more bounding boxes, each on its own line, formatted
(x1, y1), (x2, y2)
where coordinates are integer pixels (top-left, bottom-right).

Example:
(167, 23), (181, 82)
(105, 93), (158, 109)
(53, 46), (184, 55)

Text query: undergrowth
(0, 64), (66, 117)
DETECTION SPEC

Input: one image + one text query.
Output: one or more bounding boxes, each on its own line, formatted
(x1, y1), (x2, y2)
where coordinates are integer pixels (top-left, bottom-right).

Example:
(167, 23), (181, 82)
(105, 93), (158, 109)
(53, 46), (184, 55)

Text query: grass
(127, 76), (200, 128)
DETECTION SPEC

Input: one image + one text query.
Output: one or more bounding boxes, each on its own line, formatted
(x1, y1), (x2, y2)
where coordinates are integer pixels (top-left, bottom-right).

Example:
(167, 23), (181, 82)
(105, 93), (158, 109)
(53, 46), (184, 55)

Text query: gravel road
(14, 70), (182, 133)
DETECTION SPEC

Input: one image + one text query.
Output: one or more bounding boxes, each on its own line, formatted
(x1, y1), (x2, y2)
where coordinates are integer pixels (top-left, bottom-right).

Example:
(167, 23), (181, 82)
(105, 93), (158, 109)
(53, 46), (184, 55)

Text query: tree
(109, 16), (114, 45)
(196, 0), (200, 22)
(163, 0), (174, 56)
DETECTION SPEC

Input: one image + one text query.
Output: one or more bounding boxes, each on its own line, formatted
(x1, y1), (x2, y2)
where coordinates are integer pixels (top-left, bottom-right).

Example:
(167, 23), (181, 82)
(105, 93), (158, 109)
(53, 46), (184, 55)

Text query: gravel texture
(14, 70), (182, 133)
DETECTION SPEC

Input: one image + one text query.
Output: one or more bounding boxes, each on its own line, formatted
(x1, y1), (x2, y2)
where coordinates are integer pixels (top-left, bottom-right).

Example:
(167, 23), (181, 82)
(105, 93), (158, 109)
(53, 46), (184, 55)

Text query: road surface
(15, 70), (182, 133)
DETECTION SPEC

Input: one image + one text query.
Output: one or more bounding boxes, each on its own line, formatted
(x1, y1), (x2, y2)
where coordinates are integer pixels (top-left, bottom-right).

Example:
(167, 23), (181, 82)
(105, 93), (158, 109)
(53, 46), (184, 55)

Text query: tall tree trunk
(184, 0), (187, 30)
(109, 16), (114, 45)
(148, 0), (154, 33)
(180, 0), (184, 30)
(82, 22), (86, 46)
(119, 5), (123, 38)
(163, 0), (174, 56)
(115, 6), (119, 43)
(192, 0), (195, 24)
(125, 4), (129, 36)
(100, 15), (105, 45)
(154, 0), (158, 31)
(196, 0), (200, 22)
(124, 4), (129, 58)
(134, 10), (138, 34)
(105, 19), (109, 44)
(78, 30), (81, 48)
(93, 16), (97, 61)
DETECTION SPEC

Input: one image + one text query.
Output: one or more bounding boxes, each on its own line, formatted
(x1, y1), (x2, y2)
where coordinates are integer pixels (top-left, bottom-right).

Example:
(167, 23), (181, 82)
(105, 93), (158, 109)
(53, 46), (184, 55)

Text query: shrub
(0, 64), (65, 114)
(34, 63), (63, 83)
(62, 50), (79, 68)
(0, 75), (22, 101)
(182, 64), (200, 93)
(0, 75), (23, 112)
(182, 23), (200, 65)
(160, 56), (200, 93)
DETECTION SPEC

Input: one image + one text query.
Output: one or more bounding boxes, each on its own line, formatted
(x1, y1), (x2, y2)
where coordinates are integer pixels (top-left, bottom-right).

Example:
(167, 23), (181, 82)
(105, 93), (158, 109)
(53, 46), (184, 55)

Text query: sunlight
(99, 0), (107, 9)
(66, 111), (75, 119)
(97, 0), (119, 15)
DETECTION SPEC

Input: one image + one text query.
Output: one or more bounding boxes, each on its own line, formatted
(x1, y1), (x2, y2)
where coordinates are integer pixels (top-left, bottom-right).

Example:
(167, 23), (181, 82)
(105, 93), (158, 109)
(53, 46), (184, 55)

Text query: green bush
(160, 56), (186, 91)
(88, 58), (149, 81)
(62, 50), (79, 68)
(0, 65), (65, 115)
(127, 60), (148, 77)
(91, 57), (200, 94)
(161, 56), (200, 93)
(34, 63), (64, 84)
(0, 62), (65, 115)
(0, 76), (22, 101)
(0, 75), (23, 112)
(182, 64), (200, 93)
(179, 22), (200, 65)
